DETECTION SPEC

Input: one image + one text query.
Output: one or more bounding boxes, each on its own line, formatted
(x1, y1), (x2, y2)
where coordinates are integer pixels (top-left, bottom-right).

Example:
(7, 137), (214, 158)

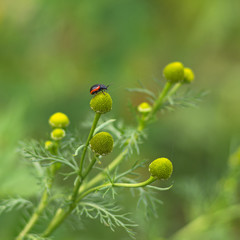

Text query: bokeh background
(1, 0), (240, 239)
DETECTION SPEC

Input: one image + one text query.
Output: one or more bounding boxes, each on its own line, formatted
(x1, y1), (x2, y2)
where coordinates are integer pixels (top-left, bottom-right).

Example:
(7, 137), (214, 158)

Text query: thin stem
(16, 165), (57, 240)
(167, 82), (182, 99)
(79, 149), (128, 193)
(146, 81), (173, 121)
(79, 113), (101, 176)
(41, 82), (175, 237)
(77, 176), (156, 202)
(16, 190), (48, 240)
(79, 82), (173, 193)
(42, 114), (101, 237)
(82, 155), (97, 179)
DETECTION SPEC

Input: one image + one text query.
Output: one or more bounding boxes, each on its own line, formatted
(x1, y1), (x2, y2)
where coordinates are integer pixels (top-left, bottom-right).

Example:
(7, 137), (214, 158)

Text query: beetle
(90, 84), (109, 95)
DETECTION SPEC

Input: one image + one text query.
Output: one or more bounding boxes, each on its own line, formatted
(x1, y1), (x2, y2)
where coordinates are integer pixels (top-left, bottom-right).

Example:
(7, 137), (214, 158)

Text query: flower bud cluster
(45, 112), (70, 153)
(163, 61), (194, 84)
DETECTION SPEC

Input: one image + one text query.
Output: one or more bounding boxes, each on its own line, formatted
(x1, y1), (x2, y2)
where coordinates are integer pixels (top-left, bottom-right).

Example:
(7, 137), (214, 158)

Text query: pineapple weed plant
(0, 62), (197, 240)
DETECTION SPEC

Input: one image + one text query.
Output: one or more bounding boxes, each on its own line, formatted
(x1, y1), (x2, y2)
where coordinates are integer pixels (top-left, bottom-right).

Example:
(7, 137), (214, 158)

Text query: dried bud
(163, 62), (184, 83)
(51, 128), (66, 141)
(183, 67), (194, 84)
(90, 132), (114, 156)
(49, 112), (70, 128)
(149, 158), (173, 180)
(137, 102), (152, 113)
(90, 93), (112, 114)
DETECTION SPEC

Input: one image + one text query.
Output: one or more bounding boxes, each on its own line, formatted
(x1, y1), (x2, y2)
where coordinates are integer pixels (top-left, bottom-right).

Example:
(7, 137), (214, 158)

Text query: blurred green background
(1, 0), (240, 239)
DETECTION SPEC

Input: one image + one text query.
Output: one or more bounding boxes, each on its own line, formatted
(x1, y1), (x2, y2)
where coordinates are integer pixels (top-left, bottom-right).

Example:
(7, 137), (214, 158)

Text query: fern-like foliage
(74, 197), (137, 239)
(26, 234), (52, 240)
(164, 89), (208, 111)
(19, 140), (78, 171)
(0, 197), (33, 215)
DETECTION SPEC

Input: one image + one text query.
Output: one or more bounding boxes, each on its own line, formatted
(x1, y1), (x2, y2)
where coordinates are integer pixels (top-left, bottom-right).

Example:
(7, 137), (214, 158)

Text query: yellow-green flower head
(45, 140), (57, 153)
(51, 128), (66, 141)
(149, 157), (173, 180)
(137, 102), (152, 113)
(163, 62), (184, 83)
(90, 92), (112, 114)
(90, 132), (114, 156)
(49, 112), (70, 128)
(183, 67), (194, 84)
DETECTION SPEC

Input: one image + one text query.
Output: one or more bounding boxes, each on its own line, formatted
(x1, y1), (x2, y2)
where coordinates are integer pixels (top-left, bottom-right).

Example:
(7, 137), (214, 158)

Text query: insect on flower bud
(163, 62), (184, 83)
(51, 128), (66, 141)
(183, 67), (194, 84)
(90, 92), (112, 114)
(49, 112), (70, 128)
(90, 132), (114, 156)
(149, 157), (173, 180)
(137, 102), (152, 113)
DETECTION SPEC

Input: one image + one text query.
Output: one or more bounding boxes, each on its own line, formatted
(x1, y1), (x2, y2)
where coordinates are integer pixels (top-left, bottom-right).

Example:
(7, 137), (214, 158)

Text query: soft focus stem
(79, 113), (101, 176)
(78, 176), (157, 202)
(16, 164), (58, 240)
(43, 114), (101, 237)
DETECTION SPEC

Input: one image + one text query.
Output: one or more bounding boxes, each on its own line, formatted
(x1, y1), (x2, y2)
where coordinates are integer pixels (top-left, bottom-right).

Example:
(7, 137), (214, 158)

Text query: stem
(79, 113), (101, 176)
(146, 81), (173, 121)
(41, 83), (175, 237)
(169, 204), (240, 240)
(79, 149), (128, 193)
(79, 82), (174, 193)
(16, 164), (57, 240)
(167, 82), (182, 99)
(42, 114), (101, 237)
(78, 176), (157, 202)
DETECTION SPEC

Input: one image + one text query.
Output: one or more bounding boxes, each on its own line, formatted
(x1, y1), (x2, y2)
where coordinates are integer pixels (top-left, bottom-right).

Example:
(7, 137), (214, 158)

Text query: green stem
(146, 81), (173, 121)
(79, 149), (128, 193)
(79, 82), (173, 193)
(167, 82), (182, 99)
(42, 155), (98, 238)
(78, 176), (156, 202)
(169, 204), (240, 240)
(79, 113), (101, 176)
(42, 114), (101, 237)
(41, 83), (175, 237)
(16, 164), (57, 240)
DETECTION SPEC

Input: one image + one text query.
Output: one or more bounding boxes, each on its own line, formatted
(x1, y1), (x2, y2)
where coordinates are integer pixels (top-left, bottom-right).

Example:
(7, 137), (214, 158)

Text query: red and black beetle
(90, 84), (109, 95)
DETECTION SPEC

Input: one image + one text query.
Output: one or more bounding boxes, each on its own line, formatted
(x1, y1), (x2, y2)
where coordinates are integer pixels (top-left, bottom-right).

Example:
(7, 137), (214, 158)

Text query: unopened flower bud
(163, 62), (184, 83)
(51, 128), (66, 141)
(90, 132), (114, 156)
(49, 112), (70, 128)
(183, 67), (194, 84)
(149, 157), (173, 180)
(45, 141), (57, 154)
(90, 93), (112, 114)
(138, 102), (152, 113)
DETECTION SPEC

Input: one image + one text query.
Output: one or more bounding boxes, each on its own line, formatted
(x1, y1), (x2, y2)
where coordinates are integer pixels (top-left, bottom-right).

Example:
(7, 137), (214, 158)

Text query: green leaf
(75, 199), (137, 238)
(126, 88), (156, 99)
(0, 197), (32, 215)
(26, 234), (52, 240)
(94, 119), (116, 135)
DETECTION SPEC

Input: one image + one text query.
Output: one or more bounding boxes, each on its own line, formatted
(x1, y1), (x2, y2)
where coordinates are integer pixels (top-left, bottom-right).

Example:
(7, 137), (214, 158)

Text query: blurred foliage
(0, 0), (240, 239)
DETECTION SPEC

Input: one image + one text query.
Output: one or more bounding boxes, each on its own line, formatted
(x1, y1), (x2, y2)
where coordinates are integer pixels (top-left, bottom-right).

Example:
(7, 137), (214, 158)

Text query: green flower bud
(183, 67), (194, 84)
(49, 112), (70, 128)
(149, 158), (173, 180)
(90, 93), (112, 114)
(90, 132), (114, 156)
(51, 128), (66, 141)
(163, 62), (184, 83)
(45, 141), (57, 154)
(137, 102), (152, 113)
